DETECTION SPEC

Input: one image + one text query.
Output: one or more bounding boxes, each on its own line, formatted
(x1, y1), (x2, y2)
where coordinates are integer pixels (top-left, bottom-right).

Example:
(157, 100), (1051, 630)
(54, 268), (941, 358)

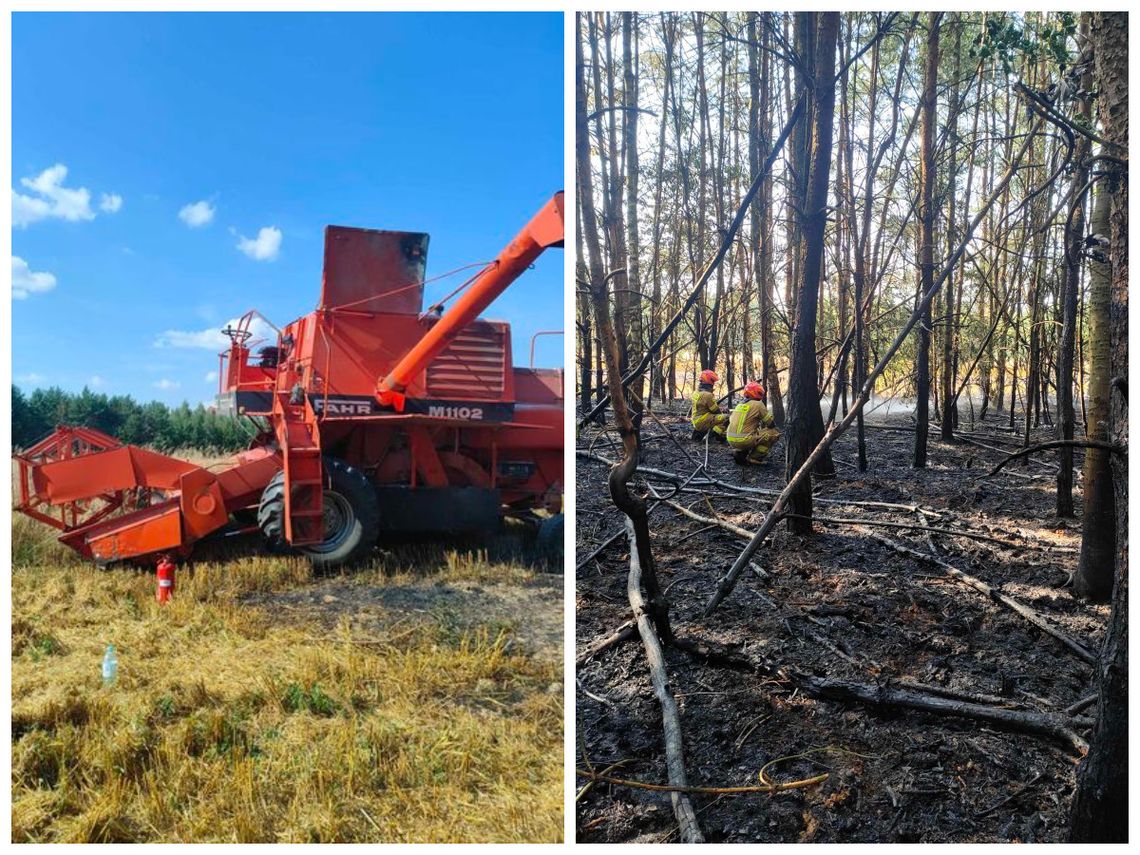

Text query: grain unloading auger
(15, 193), (565, 568)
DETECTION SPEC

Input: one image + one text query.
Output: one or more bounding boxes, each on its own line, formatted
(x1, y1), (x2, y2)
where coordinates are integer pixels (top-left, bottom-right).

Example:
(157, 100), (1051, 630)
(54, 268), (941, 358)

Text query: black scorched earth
(575, 405), (1107, 844)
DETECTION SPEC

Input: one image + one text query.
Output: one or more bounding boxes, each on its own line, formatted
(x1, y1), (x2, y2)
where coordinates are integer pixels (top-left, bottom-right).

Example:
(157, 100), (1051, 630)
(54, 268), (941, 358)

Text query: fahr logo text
(315, 399), (374, 416)
(313, 398), (490, 420)
(428, 405), (486, 420)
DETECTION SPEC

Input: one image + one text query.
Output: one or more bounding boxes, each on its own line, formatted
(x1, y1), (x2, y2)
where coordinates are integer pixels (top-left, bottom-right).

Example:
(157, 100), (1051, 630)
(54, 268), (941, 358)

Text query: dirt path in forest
(575, 405), (1105, 844)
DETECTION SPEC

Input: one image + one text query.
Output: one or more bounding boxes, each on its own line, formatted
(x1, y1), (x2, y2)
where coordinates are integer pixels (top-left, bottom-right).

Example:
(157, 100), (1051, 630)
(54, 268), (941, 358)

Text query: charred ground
(575, 404), (1105, 844)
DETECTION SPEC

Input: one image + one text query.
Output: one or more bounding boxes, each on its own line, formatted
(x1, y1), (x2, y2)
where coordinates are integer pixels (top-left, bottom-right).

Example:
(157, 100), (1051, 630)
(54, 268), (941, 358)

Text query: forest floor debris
(575, 404), (1106, 843)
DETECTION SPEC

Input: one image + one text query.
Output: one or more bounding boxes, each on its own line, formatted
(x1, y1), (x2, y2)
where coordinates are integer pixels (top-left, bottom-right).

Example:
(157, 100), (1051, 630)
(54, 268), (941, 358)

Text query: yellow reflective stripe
(726, 403), (750, 440)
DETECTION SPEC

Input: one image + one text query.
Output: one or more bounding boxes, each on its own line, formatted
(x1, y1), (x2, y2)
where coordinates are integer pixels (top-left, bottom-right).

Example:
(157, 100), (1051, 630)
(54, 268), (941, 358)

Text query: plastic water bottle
(102, 644), (118, 687)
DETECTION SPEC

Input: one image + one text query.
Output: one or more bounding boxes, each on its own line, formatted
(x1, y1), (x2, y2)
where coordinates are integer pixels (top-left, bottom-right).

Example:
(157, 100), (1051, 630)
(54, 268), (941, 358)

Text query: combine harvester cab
(15, 193), (565, 569)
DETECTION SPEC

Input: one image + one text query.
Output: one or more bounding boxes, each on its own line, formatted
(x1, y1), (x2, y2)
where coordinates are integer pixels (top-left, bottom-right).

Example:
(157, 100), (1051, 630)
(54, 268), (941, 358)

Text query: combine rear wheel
(257, 458), (380, 568)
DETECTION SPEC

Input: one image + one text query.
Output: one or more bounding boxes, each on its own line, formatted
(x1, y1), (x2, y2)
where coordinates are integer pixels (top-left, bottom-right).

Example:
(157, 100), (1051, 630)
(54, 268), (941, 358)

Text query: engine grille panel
(426, 324), (506, 400)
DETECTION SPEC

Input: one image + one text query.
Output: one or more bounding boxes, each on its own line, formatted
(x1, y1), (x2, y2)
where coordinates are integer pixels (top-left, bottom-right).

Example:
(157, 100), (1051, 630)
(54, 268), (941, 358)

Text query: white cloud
(155, 316), (276, 350)
(155, 328), (225, 349)
(89, 375), (106, 388)
(179, 200), (215, 228)
(12, 256), (58, 299)
(237, 226), (282, 261)
(204, 370), (219, 382)
(99, 193), (123, 213)
(17, 372), (46, 384)
(12, 163), (95, 227)
(153, 378), (180, 390)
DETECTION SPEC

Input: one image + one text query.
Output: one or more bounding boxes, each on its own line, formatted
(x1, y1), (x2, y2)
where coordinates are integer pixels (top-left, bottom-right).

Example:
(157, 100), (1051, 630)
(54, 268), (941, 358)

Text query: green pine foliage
(11, 385), (253, 453)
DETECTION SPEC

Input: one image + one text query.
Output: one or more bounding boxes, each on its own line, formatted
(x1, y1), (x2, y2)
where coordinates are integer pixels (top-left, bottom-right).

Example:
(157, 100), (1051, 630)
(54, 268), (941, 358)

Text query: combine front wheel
(258, 458), (380, 568)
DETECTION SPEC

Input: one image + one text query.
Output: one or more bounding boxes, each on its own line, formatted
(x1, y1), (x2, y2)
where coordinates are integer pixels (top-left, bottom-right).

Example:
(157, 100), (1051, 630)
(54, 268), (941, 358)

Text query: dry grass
(11, 513), (563, 843)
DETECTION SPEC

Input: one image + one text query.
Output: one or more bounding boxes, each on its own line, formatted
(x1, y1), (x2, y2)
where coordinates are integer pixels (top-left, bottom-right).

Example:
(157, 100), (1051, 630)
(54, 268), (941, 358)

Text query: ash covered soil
(575, 404), (1107, 843)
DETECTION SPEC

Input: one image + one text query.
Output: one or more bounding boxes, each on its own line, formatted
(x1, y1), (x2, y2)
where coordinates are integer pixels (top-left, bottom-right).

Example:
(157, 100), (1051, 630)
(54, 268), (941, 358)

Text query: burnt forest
(574, 11), (1127, 844)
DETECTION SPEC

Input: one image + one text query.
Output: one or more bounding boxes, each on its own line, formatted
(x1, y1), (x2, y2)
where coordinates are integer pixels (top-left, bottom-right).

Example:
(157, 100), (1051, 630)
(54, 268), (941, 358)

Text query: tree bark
(1074, 178), (1116, 602)
(1071, 10), (1128, 841)
(914, 12), (941, 467)
(1057, 14), (1094, 517)
(786, 12), (840, 535)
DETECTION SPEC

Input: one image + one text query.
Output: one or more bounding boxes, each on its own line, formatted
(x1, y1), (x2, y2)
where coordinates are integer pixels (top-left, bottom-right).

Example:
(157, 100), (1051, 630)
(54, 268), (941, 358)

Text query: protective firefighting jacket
(690, 385), (721, 430)
(726, 399), (775, 445)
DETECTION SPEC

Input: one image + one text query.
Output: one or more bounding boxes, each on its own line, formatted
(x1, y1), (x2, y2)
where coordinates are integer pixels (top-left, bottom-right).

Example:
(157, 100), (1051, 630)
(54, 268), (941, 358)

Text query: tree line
(11, 385), (253, 453)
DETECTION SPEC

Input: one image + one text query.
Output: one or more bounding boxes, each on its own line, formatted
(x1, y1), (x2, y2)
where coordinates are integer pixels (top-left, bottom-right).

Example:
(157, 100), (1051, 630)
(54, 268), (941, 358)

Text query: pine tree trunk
(1057, 14), (1093, 517)
(913, 12), (941, 467)
(1071, 12), (1128, 836)
(786, 12), (839, 534)
(1075, 179), (1117, 602)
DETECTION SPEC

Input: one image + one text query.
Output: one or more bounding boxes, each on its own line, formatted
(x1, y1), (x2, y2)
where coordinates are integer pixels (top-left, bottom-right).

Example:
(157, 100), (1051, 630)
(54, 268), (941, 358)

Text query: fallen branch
(578, 449), (938, 514)
(653, 499), (1094, 667)
(576, 619), (637, 666)
(959, 435), (1059, 475)
(1065, 693), (1098, 716)
(574, 767), (828, 796)
(986, 439), (1125, 478)
(577, 677), (617, 707)
(793, 673), (1088, 755)
(626, 519), (704, 843)
(972, 771), (1047, 818)
(892, 678), (1031, 710)
(576, 530), (624, 572)
(688, 641), (1090, 755)
(576, 449), (711, 573)
(662, 498), (764, 541)
(789, 513), (1070, 553)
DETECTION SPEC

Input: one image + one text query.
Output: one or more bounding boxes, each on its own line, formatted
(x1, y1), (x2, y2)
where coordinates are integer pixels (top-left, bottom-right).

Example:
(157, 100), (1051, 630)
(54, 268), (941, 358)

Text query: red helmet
(744, 381), (766, 401)
(699, 369), (718, 385)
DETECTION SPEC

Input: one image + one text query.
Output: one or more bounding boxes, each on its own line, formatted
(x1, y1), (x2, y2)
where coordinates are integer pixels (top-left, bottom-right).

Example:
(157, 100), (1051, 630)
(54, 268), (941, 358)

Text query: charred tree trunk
(786, 12), (840, 535)
(1071, 11), (1128, 840)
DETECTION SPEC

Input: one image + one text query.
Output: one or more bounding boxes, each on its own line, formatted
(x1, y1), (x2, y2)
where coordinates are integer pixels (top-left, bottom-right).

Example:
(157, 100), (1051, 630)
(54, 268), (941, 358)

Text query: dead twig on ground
(972, 771), (1047, 818)
(576, 620), (637, 666)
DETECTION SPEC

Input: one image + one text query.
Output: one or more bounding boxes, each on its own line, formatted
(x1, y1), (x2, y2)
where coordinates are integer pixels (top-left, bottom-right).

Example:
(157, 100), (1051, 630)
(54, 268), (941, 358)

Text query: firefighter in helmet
(726, 381), (781, 465)
(690, 369), (728, 441)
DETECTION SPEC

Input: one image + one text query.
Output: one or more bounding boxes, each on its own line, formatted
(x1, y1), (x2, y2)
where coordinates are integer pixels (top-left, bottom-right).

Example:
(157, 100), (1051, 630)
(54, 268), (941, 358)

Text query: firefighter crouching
(727, 382), (781, 465)
(691, 369), (728, 441)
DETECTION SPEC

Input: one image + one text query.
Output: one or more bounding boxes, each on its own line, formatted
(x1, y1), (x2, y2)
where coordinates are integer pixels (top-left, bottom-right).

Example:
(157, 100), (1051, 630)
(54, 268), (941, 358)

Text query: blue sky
(12, 12), (564, 405)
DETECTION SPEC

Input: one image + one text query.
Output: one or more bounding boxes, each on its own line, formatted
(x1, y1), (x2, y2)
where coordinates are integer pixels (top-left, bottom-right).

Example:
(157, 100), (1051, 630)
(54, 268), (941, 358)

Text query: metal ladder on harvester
(271, 345), (324, 546)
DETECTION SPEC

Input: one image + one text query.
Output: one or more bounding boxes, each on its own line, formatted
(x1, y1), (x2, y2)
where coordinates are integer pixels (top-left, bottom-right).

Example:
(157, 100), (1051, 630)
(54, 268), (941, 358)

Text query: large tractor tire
(536, 513), (564, 569)
(257, 458), (380, 569)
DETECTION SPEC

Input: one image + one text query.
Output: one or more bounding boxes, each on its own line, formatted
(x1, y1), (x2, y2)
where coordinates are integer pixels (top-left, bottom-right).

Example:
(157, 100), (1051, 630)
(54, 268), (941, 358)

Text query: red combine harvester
(15, 193), (565, 569)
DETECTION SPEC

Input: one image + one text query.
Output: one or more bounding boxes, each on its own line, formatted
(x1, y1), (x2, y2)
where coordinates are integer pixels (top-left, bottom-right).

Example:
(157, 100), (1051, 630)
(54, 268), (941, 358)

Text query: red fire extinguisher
(156, 556), (175, 605)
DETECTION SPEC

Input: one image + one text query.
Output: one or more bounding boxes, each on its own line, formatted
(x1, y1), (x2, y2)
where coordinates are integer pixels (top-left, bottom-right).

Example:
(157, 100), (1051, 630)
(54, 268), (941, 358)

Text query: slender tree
(913, 12), (941, 467)
(785, 12), (840, 534)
